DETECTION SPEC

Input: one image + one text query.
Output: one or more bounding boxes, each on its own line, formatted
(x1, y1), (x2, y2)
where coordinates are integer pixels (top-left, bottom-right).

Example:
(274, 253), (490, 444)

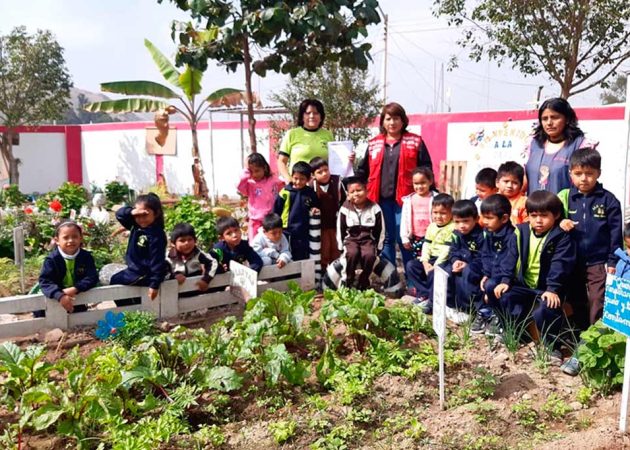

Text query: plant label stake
(432, 265), (448, 410)
(229, 261), (258, 302)
(13, 226), (25, 293)
(602, 274), (630, 432)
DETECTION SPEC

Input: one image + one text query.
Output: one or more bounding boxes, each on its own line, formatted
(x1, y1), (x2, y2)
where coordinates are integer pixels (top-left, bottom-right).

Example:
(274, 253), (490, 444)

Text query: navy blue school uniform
(213, 240), (263, 273)
(273, 183), (319, 260)
(479, 221), (515, 316)
(446, 224), (485, 311)
(559, 183), (622, 327)
(37, 247), (98, 316)
(111, 207), (168, 305)
(490, 223), (576, 345)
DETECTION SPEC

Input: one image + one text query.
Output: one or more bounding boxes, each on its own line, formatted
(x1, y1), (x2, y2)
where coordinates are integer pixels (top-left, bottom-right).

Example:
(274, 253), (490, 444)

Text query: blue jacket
(39, 247), (98, 301)
(213, 240), (263, 273)
(615, 248), (630, 279)
(497, 223), (576, 295)
(116, 206), (167, 289)
(448, 224), (485, 272)
(273, 184), (319, 238)
(559, 183), (622, 267)
(481, 222), (515, 278)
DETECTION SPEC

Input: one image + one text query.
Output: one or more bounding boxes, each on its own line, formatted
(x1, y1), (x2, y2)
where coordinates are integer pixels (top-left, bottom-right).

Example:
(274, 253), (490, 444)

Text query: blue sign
(603, 274), (630, 337)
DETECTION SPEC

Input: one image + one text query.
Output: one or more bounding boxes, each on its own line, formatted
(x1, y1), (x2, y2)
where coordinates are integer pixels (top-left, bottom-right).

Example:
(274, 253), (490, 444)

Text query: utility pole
(378, 6), (388, 105)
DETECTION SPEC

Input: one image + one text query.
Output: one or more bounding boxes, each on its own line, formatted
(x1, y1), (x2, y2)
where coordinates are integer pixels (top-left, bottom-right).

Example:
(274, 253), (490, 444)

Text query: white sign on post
(13, 226), (25, 293)
(432, 265), (449, 410)
(229, 261), (258, 302)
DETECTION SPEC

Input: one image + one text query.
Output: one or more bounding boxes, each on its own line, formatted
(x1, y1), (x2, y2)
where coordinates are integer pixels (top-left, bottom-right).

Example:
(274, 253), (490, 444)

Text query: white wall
(13, 132), (67, 193)
(446, 119), (627, 203)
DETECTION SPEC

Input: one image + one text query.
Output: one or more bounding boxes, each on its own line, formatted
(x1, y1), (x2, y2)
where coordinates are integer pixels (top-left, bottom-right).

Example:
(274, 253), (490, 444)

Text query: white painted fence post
(45, 298), (69, 330)
(141, 288), (161, 317)
(301, 259), (316, 291)
(159, 279), (179, 319)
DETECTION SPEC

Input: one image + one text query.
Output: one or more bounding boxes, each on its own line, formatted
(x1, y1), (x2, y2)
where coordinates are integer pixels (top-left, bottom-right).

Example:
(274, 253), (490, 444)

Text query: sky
(0, 0), (622, 117)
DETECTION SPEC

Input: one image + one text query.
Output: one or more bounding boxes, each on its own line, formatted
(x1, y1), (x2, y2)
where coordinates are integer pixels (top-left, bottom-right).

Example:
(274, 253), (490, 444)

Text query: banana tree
(85, 38), (245, 198)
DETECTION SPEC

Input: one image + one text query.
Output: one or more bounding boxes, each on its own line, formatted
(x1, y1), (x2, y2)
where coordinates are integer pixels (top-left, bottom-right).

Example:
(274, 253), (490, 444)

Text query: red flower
(24, 206), (33, 214)
(49, 199), (63, 213)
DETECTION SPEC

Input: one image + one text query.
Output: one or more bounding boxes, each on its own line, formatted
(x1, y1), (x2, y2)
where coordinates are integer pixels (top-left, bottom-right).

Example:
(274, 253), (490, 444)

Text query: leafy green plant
(112, 311), (158, 349)
(541, 393), (571, 420)
(576, 386), (593, 407)
(320, 287), (388, 351)
(498, 309), (531, 355)
(193, 424), (225, 448)
(468, 400), (498, 425)
(105, 180), (133, 207)
(578, 321), (626, 395)
(511, 399), (541, 430)
(269, 419), (297, 444)
(164, 196), (217, 248)
(0, 184), (27, 207)
(36, 182), (88, 216)
(448, 368), (498, 408)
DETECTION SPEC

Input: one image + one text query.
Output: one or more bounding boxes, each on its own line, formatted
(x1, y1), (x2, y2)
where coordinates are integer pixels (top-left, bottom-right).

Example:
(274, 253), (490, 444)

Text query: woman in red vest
(357, 102), (433, 269)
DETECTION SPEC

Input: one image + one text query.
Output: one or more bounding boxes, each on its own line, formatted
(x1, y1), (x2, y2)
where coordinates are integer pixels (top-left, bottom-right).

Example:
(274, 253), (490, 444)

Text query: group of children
(401, 147), (625, 373)
(38, 147), (628, 373)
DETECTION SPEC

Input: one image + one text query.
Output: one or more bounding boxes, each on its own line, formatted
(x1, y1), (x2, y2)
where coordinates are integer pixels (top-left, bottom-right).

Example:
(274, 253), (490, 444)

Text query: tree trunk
(242, 33), (257, 153)
(0, 131), (19, 185)
(190, 124), (209, 199)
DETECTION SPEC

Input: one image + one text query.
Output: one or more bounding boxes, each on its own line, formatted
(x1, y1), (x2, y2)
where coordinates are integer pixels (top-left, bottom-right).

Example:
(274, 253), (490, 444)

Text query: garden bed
(1, 285), (629, 450)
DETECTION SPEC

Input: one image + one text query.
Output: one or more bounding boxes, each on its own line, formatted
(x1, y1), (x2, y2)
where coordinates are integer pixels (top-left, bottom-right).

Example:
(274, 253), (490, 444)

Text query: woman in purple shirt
(525, 98), (596, 195)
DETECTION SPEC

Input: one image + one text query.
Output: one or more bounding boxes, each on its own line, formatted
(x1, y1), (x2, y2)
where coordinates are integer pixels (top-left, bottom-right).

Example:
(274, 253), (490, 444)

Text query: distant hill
(61, 87), (148, 124)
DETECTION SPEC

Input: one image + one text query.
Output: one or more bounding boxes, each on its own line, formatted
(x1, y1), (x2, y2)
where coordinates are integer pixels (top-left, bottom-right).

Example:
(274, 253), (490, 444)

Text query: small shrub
(105, 180), (133, 207)
(164, 196), (217, 248)
(269, 419), (297, 444)
(578, 321), (625, 395)
(0, 184), (27, 207)
(36, 182), (89, 216)
(193, 424), (225, 448)
(113, 311), (158, 348)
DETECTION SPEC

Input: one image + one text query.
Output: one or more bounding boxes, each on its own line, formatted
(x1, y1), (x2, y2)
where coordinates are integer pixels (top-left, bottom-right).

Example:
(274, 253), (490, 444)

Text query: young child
(213, 216), (263, 273)
(166, 223), (218, 292)
(38, 220), (98, 316)
(490, 191), (576, 363)
(470, 167), (498, 212)
(337, 177), (384, 289)
(558, 147), (622, 328)
(309, 157), (345, 270)
(237, 153), (282, 241)
(497, 161), (528, 225)
(473, 194), (515, 334)
(251, 213), (292, 268)
(615, 223), (630, 279)
(405, 193), (455, 313)
(273, 161), (319, 261)
(400, 167), (436, 260)
(446, 200), (485, 313)
(111, 193), (167, 305)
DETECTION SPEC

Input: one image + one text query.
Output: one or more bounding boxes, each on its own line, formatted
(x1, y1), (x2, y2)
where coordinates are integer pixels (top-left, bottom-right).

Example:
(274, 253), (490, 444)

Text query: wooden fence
(439, 161), (467, 200)
(0, 260), (315, 340)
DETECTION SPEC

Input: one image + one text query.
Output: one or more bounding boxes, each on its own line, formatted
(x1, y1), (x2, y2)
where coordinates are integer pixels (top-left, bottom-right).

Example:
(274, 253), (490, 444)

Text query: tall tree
(270, 62), (380, 145)
(157, 0), (381, 152)
(86, 39), (245, 198)
(0, 27), (72, 185)
(434, 0), (630, 98)
(600, 74), (627, 105)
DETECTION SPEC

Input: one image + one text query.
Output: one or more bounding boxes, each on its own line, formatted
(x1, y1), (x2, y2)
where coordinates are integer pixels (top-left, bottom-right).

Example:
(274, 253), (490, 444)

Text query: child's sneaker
(550, 349), (564, 366)
(561, 356), (580, 376)
(485, 314), (503, 337)
(446, 306), (470, 324)
(471, 312), (490, 334)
